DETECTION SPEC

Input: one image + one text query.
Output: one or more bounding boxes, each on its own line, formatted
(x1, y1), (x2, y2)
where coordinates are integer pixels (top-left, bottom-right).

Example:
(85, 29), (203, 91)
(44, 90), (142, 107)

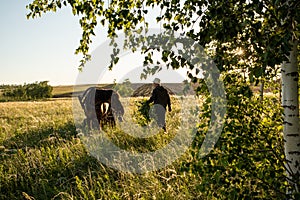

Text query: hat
(153, 78), (161, 84)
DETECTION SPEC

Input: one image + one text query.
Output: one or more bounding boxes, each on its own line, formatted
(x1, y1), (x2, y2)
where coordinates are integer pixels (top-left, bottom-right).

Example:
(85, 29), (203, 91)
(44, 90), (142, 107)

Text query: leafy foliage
(26, 0), (300, 76)
(132, 98), (151, 126)
(186, 77), (288, 199)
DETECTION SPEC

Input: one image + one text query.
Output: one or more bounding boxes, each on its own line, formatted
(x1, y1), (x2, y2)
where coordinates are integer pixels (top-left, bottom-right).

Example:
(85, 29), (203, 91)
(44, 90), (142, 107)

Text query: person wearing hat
(147, 78), (172, 131)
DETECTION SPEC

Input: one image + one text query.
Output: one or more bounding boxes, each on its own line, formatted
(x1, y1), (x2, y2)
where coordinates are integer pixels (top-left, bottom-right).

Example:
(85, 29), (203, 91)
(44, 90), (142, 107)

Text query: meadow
(0, 97), (204, 199)
(0, 92), (287, 199)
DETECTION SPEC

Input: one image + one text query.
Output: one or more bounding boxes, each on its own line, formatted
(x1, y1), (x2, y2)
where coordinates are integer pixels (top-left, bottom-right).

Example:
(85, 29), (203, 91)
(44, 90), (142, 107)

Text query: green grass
(0, 95), (288, 199)
(0, 98), (203, 200)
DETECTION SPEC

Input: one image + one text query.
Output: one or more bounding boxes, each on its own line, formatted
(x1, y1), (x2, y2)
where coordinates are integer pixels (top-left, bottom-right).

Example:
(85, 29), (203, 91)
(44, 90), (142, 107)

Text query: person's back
(151, 85), (170, 109)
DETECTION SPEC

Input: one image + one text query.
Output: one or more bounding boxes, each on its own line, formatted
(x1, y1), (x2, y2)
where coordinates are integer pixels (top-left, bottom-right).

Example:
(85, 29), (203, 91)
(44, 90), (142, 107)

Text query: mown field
(0, 92), (288, 199)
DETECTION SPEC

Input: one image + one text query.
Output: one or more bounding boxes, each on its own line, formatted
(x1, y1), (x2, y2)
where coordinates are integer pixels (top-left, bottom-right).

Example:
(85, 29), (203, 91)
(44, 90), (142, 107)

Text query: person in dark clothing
(147, 78), (172, 131)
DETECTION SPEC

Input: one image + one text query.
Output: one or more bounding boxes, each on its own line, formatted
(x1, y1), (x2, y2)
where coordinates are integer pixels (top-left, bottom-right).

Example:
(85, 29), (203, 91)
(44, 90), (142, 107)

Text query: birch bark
(281, 40), (300, 195)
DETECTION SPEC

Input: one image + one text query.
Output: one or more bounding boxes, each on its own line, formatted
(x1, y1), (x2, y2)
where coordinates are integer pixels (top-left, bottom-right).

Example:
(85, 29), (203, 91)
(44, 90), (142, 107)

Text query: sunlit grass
(0, 99), (72, 145)
(0, 95), (286, 199)
(0, 97), (203, 199)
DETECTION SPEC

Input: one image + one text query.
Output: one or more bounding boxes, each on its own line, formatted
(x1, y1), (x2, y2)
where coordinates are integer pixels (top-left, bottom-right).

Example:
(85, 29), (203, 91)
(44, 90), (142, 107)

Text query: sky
(1, 1), (95, 86)
(0, 1), (190, 86)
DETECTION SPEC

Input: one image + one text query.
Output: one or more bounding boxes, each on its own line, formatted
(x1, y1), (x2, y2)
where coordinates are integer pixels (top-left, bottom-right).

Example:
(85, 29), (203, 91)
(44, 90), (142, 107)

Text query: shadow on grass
(3, 121), (77, 150)
(0, 121), (177, 199)
(0, 148), (121, 200)
(0, 120), (125, 199)
(108, 129), (173, 153)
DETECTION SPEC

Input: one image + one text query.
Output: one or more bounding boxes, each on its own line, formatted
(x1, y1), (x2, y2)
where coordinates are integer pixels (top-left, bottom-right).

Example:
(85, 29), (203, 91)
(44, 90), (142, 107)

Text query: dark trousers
(151, 104), (166, 130)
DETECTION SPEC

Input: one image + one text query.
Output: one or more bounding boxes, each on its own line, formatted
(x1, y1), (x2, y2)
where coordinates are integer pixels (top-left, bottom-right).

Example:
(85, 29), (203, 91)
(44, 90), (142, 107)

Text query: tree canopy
(27, 0), (299, 79)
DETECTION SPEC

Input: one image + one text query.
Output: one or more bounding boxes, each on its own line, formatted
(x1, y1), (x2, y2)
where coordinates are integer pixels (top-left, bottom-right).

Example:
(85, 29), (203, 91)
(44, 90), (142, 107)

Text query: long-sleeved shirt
(147, 85), (171, 110)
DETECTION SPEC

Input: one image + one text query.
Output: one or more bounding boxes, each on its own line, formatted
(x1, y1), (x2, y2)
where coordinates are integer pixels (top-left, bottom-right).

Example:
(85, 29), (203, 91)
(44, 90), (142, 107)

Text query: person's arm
(147, 89), (156, 104)
(167, 93), (171, 112)
(147, 95), (154, 104)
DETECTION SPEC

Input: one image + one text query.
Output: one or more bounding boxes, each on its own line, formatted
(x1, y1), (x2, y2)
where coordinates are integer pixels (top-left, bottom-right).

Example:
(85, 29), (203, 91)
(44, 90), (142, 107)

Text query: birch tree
(278, 1), (300, 195)
(282, 40), (300, 195)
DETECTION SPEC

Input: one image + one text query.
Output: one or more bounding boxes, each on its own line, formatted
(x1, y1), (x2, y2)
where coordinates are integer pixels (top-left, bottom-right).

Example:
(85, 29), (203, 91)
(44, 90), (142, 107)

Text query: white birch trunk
(281, 40), (300, 195)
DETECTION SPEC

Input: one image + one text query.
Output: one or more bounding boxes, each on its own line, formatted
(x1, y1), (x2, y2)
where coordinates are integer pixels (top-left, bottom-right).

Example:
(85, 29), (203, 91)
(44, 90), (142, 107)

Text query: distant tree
(3, 81), (52, 100)
(3, 85), (26, 100)
(25, 81), (53, 99)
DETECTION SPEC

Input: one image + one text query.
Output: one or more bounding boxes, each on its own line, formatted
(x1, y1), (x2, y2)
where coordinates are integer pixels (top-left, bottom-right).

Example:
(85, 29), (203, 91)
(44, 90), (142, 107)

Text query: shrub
(133, 98), (151, 126)
(186, 78), (287, 199)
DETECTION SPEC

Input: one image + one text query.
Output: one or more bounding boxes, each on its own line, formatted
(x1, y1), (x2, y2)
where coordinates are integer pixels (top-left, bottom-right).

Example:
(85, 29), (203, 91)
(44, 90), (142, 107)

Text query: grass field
(0, 93), (287, 199)
(0, 97), (205, 199)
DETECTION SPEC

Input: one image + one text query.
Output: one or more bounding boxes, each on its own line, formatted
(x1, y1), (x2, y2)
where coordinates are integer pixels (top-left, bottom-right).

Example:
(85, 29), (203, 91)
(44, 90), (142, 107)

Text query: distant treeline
(0, 81), (52, 101)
